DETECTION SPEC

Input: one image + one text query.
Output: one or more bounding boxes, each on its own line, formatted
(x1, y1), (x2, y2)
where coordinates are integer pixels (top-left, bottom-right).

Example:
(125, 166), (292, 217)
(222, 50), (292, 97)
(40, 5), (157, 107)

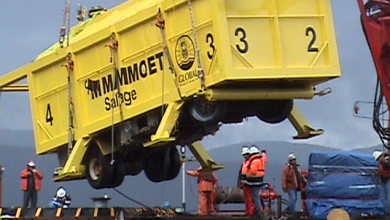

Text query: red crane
(359, 0), (390, 151)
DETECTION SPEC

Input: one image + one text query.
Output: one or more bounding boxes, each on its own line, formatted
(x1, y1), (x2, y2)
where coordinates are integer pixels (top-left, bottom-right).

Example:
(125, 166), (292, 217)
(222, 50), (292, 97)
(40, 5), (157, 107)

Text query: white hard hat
(57, 188), (66, 198)
(27, 160), (35, 167)
(373, 150), (383, 161)
(289, 153), (296, 161)
(249, 146), (259, 154)
(242, 146), (250, 155)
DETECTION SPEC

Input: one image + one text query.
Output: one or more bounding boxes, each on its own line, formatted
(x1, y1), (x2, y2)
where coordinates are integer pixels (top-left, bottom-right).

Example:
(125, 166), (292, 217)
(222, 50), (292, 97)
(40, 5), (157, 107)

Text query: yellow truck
(0, 0), (340, 189)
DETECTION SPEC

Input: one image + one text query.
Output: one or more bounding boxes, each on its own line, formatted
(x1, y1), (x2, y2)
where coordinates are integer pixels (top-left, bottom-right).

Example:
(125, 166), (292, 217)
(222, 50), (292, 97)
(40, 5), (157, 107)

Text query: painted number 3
(206, 33), (215, 60)
(235, 27), (248, 54)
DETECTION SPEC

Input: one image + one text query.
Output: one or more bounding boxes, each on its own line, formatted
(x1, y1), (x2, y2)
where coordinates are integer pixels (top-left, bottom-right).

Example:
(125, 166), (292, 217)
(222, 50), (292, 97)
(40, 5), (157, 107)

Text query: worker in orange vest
(282, 153), (307, 216)
(246, 146), (265, 218)
(261, 148), (267, 172)
(20, 160), (44, 208)
(238, 146), (255, 215)
(259, 147), (268, 210)
(187, 166), (218, 215)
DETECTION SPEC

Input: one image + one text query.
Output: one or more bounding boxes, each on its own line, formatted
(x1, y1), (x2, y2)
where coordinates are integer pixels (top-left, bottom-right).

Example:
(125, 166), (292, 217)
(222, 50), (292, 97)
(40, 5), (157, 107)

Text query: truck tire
(124, 153), (143, 176)
(256, 100), (293, 124)
(110, 153), (126, 188)
(143, 153), (165, 182)
(85, 147), (114, 189)
(189, 98), (227, 124)
(165, 146), (181, 181)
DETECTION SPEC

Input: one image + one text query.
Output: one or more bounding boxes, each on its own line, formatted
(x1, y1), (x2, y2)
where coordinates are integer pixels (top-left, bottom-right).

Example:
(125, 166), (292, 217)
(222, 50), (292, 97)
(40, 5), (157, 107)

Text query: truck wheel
(189, 97), (227, 124)
(143, 153), (165, 182)
(109, 153), (126, 188)
(165, 146), (181, 181)
(256, 100), (293, 124)
(124, 153), (143, 176)
(85, 147), (114, 189)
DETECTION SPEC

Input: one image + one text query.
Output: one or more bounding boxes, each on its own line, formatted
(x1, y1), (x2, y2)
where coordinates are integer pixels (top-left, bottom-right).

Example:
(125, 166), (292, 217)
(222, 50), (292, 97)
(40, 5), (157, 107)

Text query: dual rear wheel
(189, 98), (293, 124)
(85, 145), (181, 189)
(143, 145), (181, 182)
(85, 148), (125, 189)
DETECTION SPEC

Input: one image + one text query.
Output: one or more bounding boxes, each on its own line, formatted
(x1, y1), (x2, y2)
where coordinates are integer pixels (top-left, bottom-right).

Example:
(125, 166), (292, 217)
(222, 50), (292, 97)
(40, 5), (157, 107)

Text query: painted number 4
(46, 103), (53, 126)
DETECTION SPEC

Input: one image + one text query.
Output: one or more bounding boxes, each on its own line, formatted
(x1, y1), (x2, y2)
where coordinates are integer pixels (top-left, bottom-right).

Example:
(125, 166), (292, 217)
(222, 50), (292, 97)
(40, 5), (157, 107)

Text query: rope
(63, 53), (75, 156)
(187, 0), (206, 90)
(155, 9), (183, 98)
(107, 33), (120, 164)
(112, 188), (152, 209)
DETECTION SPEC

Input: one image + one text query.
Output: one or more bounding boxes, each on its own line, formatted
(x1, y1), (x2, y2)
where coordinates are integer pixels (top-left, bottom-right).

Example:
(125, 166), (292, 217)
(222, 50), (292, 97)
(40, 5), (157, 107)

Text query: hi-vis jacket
(282, 163), (306, 191)
(20, 168), (44, 191)
(238, 159), (250, 186)
(261, 152), (267, 174)
(187, 169), (218, 192)
(246, 153), (265, 185)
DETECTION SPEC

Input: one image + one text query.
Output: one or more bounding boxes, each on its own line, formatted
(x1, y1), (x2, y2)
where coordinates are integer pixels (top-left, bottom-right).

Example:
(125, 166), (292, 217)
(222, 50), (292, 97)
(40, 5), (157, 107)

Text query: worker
(246, 146), (264, 218)
(373, 150), (390, 214)
(20, 160), (44, 208)
(49, 187), (71, 208)
(237, 145), (255, 216)
(282, 153), (307, 216)
(260, 147), (268, 211)
(187, 166), (218, 216)
(261, 148), (267, 172)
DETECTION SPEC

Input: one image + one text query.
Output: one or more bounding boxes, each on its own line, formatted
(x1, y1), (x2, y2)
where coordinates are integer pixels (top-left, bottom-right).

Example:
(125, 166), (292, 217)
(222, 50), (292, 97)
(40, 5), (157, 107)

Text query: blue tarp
(308, 151), (378, 167)
(306, 199), (385, 220)
(307, 151), (380, 199)
(307, 173), (380, 199)
(306, 151), (385, 219)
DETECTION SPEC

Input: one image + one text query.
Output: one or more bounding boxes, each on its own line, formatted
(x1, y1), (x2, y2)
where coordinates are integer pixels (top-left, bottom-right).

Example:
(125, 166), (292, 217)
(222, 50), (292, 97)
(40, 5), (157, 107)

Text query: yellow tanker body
(0, 0), (340, 189)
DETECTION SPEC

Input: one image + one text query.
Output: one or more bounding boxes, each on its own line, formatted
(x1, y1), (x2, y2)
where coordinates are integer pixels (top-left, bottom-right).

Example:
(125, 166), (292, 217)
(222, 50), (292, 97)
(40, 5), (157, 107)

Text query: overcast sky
(0, 0), (383, 150)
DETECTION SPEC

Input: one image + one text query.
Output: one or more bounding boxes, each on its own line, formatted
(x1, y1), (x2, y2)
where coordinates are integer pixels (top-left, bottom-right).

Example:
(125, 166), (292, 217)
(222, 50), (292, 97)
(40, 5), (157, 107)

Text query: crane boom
(359, 0), (390, 147)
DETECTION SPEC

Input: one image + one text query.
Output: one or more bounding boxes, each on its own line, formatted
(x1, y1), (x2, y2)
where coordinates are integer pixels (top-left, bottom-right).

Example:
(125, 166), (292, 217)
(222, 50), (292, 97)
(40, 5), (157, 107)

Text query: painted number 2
(305, 27), (319, 52)
(46, 103), (53, 126)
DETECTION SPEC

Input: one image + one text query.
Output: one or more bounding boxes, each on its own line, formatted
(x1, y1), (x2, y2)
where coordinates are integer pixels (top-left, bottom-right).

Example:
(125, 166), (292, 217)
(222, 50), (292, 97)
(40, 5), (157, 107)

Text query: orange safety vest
(239, 160), (250, 181)
(261, 153), (267, 175)
(247, 154), (264, 184)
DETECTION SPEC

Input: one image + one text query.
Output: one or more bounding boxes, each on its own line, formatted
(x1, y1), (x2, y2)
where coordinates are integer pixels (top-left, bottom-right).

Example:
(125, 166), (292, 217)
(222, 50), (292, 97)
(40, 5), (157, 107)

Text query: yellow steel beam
(0, 64), (30, 89)
(187, 141), (225, 171)
(288, 105), (324, 139)
(53, 137), (91, 181)
(0, 84), (29, 92)
(144, 101), (184, 147)
(204, 88), (315, 101)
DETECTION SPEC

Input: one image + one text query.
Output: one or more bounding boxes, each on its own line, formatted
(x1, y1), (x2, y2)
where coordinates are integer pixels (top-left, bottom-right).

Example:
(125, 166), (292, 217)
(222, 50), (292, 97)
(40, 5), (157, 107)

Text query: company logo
(175, 35), (195, 71)
(84, 51), (163, 111)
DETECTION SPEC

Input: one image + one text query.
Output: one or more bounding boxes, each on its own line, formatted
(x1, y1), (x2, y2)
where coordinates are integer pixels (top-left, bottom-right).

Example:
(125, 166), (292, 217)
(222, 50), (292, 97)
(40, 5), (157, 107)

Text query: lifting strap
(187, 0), (206, 90)
(106, 33), (123, 164)
(64, 53), (75, 155)
(155, 9), (183, 99)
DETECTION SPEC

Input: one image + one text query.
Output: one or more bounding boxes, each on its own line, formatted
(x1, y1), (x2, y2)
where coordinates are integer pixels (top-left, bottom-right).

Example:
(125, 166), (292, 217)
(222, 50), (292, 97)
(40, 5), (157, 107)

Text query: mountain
(0, 129), (384, 213)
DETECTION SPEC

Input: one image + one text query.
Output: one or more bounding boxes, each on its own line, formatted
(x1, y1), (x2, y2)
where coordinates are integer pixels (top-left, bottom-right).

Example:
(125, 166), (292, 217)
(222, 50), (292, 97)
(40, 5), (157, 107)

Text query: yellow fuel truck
(0, 0), (340, 189)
